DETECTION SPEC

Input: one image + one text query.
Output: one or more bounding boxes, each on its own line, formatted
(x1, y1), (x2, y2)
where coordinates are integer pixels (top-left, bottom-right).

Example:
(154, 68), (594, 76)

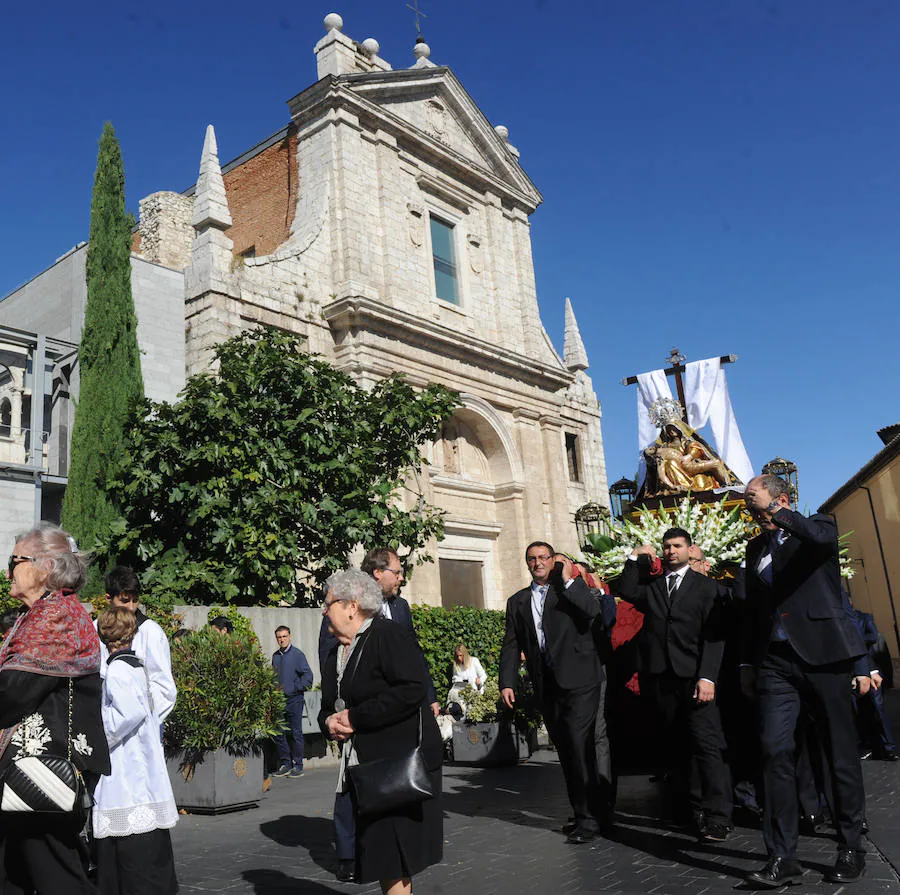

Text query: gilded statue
(642, 420), (739, 498)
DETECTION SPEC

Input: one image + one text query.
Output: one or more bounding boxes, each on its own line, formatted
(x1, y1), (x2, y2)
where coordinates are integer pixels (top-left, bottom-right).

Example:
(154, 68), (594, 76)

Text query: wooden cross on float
(621, 347), (738, 410)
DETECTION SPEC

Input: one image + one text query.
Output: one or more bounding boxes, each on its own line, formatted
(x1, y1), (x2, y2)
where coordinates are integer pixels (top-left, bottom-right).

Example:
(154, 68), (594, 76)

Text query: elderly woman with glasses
(0, 523), (111, 894)
(318, 569), (442, 895)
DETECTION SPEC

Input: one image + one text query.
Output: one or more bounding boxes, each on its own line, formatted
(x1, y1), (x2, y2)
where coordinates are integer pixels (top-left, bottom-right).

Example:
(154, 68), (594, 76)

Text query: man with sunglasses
(97, 566), (177, 725)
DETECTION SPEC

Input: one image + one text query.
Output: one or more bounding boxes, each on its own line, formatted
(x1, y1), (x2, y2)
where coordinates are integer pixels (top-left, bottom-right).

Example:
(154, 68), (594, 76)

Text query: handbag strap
(66, 678), (73, 762)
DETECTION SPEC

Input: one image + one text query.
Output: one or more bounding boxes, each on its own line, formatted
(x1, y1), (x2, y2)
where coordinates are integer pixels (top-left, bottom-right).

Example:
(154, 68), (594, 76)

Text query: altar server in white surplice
(97, 566), (177, 725)
(95, 608), (179, 895)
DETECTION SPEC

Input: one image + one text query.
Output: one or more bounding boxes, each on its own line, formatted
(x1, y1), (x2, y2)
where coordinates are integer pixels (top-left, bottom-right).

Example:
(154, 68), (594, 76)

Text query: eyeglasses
(526, 554), (553, 565)
(321, 598), (345, 614)
(7, 555), (37, 576)
(383, 567), (403, 576)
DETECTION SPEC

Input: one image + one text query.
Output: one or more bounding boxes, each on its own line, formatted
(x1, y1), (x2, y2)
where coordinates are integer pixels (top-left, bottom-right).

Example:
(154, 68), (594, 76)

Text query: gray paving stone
(171, 693), (900, 894)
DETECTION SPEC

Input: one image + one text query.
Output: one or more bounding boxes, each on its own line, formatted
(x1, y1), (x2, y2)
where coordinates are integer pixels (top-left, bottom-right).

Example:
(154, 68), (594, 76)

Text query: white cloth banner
(636, 369), (673, 488)
(684, 358), (754, 486)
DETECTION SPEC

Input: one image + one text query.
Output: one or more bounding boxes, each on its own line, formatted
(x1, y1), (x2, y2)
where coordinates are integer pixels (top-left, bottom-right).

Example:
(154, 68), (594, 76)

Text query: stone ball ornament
(361, 37), (380, 57)
(413, 38), (431, 60)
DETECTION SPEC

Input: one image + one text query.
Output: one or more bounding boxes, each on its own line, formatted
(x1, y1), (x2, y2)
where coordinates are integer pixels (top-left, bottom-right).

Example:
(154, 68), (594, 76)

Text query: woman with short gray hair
(318, 566), (442, 895)
(0, 523), (110, 893)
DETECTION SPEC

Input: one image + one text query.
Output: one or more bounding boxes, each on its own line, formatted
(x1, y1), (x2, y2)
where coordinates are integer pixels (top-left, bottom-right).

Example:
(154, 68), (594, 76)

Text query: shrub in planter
(165, 627), (285, 764)
(450, 679), (535, 766)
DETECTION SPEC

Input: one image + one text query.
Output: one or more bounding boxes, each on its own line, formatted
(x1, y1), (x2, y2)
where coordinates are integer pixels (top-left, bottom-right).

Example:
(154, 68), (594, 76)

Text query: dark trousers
(333, 790), (355, 860)
(540, 672), (605, 827)
(1, 827), (98, 895)
(594, 679), (615, 812)
(274, 693), (305, 768)
(757, 643), (865, 860)
(856, 685), (897, 754)
(96, 829), (178, 895)
(644, 672), (732, 824)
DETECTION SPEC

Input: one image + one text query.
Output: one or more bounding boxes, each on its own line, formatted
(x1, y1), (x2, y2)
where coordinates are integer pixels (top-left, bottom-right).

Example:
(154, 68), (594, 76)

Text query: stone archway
(427, 395), (526, 609)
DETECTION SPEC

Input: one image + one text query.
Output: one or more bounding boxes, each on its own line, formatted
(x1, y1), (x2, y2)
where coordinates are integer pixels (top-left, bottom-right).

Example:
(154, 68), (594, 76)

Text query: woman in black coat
(318, 569), (442, 895)
(0, 524), (111, 894)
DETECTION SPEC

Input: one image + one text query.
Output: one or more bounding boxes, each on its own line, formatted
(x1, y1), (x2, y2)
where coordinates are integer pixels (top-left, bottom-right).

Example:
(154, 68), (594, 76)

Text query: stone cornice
(324, 295), (572, 393)
(286, 73), (541, 213)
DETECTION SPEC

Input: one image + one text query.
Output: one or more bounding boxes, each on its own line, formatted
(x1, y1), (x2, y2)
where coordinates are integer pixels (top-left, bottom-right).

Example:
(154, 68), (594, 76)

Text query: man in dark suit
(618, 528), (732, 841)
(741, 474), (870, 887)
(500, 541), (612, 844)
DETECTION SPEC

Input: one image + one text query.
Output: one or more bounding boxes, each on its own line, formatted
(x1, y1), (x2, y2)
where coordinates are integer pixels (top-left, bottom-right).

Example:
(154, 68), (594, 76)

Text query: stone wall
(0, 479), (36, 559)
(137, 192), (193, 271)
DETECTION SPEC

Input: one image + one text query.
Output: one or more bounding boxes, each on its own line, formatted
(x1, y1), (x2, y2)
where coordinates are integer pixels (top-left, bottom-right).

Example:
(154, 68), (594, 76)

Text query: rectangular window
(430, 217), (459, 305)
(565, 432), (581, 482)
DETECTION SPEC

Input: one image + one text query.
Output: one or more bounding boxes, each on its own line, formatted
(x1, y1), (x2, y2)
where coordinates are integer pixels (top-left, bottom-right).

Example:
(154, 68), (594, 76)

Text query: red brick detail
(223, 129), (298, 258)
(132, 231), (142, 253)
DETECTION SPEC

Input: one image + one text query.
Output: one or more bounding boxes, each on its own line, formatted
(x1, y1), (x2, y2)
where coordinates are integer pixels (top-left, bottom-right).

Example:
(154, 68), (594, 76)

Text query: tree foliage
(62, 122), (143, 593)
(99, 329), (458, 606)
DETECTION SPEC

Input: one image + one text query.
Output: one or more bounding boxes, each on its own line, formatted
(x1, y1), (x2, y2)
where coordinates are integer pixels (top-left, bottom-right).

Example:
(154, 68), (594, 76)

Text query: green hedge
(410, 604), (506, 703)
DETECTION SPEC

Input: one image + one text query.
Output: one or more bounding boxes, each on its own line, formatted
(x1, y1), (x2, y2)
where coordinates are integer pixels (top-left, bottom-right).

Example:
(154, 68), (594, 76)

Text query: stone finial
(192, 125), (232, 231)
(324, 12), (343, 32)
(563, 297), (589, 372)
(494, 125), (509, 141)
(411, 34), (436, 68)
(361, 37), (380, 57)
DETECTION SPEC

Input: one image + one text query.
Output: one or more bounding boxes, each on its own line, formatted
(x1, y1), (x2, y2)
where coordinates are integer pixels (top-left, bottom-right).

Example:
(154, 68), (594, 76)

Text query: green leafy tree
(99, 328), (458, 606)
(62, 122), (143, 592)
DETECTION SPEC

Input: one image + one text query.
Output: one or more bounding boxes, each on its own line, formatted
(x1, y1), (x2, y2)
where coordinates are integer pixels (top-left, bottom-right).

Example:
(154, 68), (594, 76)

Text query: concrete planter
(167, 750), (263, 814)
(450, 720), (530, 766)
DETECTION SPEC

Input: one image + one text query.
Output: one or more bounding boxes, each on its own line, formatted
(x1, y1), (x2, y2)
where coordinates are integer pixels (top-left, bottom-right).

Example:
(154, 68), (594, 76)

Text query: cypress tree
(62, 122), (143, 588)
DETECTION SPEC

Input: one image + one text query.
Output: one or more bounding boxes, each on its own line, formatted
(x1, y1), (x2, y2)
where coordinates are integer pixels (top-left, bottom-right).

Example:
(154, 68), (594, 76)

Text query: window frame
(425, 210), (464, 308)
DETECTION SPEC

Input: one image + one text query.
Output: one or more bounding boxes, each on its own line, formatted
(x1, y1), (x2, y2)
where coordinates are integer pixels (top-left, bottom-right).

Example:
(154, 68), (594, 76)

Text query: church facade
(1, 14), (610, 608)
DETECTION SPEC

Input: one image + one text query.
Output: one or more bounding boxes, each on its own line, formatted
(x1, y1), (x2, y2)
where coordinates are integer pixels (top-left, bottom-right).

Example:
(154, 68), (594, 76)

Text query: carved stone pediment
(329, 68), (542, 211)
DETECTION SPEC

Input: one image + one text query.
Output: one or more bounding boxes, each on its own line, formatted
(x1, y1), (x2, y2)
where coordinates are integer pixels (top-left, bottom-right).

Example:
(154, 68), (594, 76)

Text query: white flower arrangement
(583, 497), (856, 581)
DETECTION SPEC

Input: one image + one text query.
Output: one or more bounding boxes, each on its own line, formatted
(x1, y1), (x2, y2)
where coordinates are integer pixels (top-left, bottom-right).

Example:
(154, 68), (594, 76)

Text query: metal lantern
(575, 501), (612, 549)
(761, 457), (799, 510)
(609, 477), (638, 521)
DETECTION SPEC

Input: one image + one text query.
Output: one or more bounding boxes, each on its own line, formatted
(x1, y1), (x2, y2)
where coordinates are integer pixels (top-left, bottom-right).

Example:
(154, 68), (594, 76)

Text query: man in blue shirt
(272, 625), (314, 778)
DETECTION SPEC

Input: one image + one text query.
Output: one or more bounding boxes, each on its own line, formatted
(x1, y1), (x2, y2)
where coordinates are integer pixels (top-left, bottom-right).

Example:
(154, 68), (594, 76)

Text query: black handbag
(348, 708), (434, 816)
(0, 679), (91, 830)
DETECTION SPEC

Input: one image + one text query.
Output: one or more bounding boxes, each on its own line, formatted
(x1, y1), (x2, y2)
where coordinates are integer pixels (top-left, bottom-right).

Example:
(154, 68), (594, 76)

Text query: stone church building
(0, 14), (609, 608)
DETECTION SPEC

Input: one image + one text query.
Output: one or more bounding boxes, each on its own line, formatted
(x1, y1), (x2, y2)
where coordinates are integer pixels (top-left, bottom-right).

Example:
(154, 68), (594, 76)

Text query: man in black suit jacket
(618, 527), (732, 842)
(741, 474), (870, 887)
(499, 541), (612, 843)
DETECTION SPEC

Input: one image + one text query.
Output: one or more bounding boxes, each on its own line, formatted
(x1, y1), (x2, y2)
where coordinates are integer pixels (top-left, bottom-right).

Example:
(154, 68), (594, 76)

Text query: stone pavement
(174, 695), (900, 895)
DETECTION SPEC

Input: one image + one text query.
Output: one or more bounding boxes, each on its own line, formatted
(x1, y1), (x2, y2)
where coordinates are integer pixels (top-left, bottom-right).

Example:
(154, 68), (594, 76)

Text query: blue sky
(2, 0), (896, 510)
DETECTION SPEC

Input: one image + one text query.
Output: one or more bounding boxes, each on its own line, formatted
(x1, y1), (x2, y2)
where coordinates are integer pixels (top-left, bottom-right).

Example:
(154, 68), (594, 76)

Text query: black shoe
(561, 817), (577, 835)
(824, 849), (865, 883)
(745, 857), (803, 888)
(861, 816), (870, 835)
(882, 749), (899, 761)
(566, 825), (596, 844)
(702, 821), (733, 842)
(336, 860), (357, 883)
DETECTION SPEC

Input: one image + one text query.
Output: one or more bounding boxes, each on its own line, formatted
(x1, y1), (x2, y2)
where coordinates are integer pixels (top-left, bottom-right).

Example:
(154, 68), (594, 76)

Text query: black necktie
(667, 575), (678, 600)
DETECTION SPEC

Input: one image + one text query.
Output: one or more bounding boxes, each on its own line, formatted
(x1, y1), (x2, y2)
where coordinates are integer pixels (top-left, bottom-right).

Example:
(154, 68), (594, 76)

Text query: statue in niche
(642, 420), (739, 498)
(441, 421), (460, 474)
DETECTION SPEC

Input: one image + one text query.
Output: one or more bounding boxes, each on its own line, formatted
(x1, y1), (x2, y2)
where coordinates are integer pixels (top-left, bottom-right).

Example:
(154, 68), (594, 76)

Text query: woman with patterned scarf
(0, 523), (111, 894)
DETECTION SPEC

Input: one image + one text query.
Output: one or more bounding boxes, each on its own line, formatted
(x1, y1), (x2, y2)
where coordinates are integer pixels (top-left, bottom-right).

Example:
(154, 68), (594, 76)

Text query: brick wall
(224, 129), (298, 258)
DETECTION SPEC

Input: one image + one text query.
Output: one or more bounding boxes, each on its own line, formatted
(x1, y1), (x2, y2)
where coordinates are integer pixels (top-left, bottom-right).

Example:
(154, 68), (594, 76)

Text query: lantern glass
(609, 477), (638, 521)
(761, 457), (799, 510)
